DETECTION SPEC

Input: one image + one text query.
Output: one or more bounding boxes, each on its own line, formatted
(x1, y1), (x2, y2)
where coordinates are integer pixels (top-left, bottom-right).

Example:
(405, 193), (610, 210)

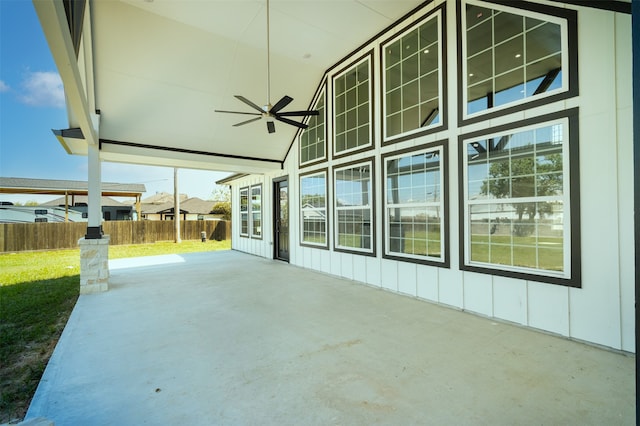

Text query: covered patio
(26, 250), (633, 425)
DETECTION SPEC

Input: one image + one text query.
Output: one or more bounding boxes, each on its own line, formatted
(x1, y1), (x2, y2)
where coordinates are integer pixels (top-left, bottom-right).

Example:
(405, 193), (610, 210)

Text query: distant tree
(211, 185), (230, 203)
(24, 200), (39, 206)
(210, 185), (231, 220)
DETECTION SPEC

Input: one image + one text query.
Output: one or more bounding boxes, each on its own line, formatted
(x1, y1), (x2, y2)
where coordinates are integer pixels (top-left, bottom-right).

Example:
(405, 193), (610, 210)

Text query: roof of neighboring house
(142, 197), (214, 215)
(139, 192), (188, 205)
(0, 177), (145, 197)
(42, 195), (131, 207)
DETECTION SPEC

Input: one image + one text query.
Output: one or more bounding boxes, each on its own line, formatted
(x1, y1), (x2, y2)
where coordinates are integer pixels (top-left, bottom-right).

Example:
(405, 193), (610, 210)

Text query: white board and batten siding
(230, 1), (634, 352)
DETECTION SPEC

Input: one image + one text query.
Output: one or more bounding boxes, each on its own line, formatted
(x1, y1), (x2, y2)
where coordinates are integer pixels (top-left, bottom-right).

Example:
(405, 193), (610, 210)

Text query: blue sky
(0, 1), (229, 203)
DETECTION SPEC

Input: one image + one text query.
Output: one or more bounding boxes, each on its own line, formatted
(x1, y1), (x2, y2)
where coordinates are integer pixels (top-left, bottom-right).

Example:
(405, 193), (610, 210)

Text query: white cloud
(19, 71), (65, 108)
(0, 80), (9, 92)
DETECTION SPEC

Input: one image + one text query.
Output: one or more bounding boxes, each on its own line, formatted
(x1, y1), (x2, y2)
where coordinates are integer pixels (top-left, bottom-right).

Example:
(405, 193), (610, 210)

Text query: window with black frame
(300, 89), (326, 166)
(333, 55), (372, 156)
(384, 143), (447, 265)
(382, 8), (443, 142)
(334, 159), (375, 255)
(461, 110), (579, 286)
(300, 170), (328, 248)
(462, 0), (573, 120)
(239, 187), (249, 237)
(251, 185), (262, 239)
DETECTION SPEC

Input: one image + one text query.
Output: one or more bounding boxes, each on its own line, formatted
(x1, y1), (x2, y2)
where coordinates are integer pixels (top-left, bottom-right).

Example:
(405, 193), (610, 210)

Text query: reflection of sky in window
(301, 175), (325, 196)
(336, 167), (370, 206)
(387, 152), (440, 203)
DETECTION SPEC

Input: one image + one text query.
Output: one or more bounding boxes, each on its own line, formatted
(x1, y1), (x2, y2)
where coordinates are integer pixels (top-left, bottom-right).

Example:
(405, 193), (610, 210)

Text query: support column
(78, 235), (109, 294)
(85, 142), (102, 239)
(80, 112), (108, 293)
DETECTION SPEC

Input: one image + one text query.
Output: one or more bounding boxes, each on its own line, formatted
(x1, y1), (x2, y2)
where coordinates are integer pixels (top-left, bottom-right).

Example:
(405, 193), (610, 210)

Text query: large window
(239, 187), (249, 237)
(382, 7), (444, 143)
(461, 0), (576, 121)
(333, 54), (372, 157)
(251, 185), (262, 239)
(300, 170), (328, 248)
(334, 159), (375, 255)
(461, 109), (579, 287)
(300, 89), (326, 167)
(383, 142), (448, 266)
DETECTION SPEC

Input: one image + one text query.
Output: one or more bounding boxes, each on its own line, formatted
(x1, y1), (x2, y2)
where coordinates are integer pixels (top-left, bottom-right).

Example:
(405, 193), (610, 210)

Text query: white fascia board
(100, 143), (281, 175)
(32, 0), (98, 145)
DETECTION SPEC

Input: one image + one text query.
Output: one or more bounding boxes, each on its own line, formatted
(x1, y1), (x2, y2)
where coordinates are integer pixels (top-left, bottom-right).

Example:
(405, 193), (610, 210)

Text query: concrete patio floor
(26, 250), (634, 425)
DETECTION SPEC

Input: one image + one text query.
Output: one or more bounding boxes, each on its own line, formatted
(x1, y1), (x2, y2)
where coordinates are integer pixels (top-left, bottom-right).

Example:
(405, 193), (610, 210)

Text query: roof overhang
(0, 177), (146, 198)
(33, 0), (428, 174)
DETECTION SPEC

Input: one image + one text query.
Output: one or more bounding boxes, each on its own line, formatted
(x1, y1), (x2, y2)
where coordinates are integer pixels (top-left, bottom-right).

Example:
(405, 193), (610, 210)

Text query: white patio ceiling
(35, 0), (425, 174)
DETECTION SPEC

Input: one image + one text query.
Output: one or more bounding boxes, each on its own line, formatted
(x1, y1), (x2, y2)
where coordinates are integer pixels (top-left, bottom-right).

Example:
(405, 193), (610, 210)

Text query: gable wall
(228, 0), (634, 352)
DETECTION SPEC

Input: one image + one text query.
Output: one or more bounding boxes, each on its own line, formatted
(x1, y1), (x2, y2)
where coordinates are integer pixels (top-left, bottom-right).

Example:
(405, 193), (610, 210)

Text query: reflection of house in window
(300, 170), (328, 248)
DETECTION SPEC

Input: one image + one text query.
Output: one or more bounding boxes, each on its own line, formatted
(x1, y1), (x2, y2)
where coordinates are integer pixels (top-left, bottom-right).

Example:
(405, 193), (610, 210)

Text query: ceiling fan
(214, 0), (318, 134)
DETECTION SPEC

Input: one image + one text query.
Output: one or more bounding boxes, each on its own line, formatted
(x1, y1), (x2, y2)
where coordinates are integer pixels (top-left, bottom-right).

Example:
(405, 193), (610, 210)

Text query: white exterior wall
(229, 1), (634, 352)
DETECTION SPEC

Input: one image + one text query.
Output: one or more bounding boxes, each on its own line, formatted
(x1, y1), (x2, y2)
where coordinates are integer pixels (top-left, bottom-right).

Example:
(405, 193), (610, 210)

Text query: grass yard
(0, 239), (230, 423)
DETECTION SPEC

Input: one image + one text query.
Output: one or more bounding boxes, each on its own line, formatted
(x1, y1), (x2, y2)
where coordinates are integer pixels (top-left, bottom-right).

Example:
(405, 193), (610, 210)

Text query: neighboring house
(141, 196), (220, 221)
(43, 195), (136, 221)
(0, 177), (145, 221)
(0, 203), (86, 223)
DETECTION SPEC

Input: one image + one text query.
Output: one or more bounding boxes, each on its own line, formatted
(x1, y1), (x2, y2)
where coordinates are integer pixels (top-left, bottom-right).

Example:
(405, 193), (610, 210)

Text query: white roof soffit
(36, 0), (428, 173)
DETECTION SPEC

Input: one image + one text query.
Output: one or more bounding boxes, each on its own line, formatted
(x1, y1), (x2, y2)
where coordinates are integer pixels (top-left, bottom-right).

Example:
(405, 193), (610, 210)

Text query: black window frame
(299, 85), (328, 168)
(458, 107), (581, 288)
(239, 186), (249, 238)
(332, 157), (376, 257)
(382, 140), (450, 267)
(299, 167), (330, 250)
(380, 4), (448, 146)
(250, 184), (263, 240)
(332, 51), (375, 160)
(457, 0), (578, 126)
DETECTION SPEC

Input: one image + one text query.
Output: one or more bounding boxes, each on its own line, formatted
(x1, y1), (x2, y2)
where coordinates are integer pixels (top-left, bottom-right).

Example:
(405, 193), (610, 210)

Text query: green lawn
(0, 239), (230, 423)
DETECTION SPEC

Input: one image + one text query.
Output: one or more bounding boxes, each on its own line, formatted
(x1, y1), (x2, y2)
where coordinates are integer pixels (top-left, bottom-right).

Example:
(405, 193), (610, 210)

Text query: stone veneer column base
(78, 235), (110, 294)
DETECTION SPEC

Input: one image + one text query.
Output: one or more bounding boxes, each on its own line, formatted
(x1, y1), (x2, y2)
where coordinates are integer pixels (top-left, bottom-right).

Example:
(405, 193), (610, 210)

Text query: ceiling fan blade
(215, 109), (262, 116)
(235, 95), (264, 113)
(275, 116), (308, 130)
(276, 110), (319, 117)
(270, 95), (293, 114)
(233, 116), (262, 127)
(267, 121), (276, 134)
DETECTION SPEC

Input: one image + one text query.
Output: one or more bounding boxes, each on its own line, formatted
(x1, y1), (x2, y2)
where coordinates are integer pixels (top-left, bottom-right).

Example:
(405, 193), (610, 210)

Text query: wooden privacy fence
(0, 220), (231, 252)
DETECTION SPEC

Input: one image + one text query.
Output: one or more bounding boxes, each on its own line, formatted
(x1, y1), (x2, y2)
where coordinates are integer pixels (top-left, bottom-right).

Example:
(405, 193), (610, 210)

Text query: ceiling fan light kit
(214, 0), (318, 134)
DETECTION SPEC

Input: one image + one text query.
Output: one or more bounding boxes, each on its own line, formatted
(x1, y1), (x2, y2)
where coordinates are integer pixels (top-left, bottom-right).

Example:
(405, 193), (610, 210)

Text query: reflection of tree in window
(240, 188), (249, 236)
(481, 153), (562, 228)
(466, 122), (567, 273)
